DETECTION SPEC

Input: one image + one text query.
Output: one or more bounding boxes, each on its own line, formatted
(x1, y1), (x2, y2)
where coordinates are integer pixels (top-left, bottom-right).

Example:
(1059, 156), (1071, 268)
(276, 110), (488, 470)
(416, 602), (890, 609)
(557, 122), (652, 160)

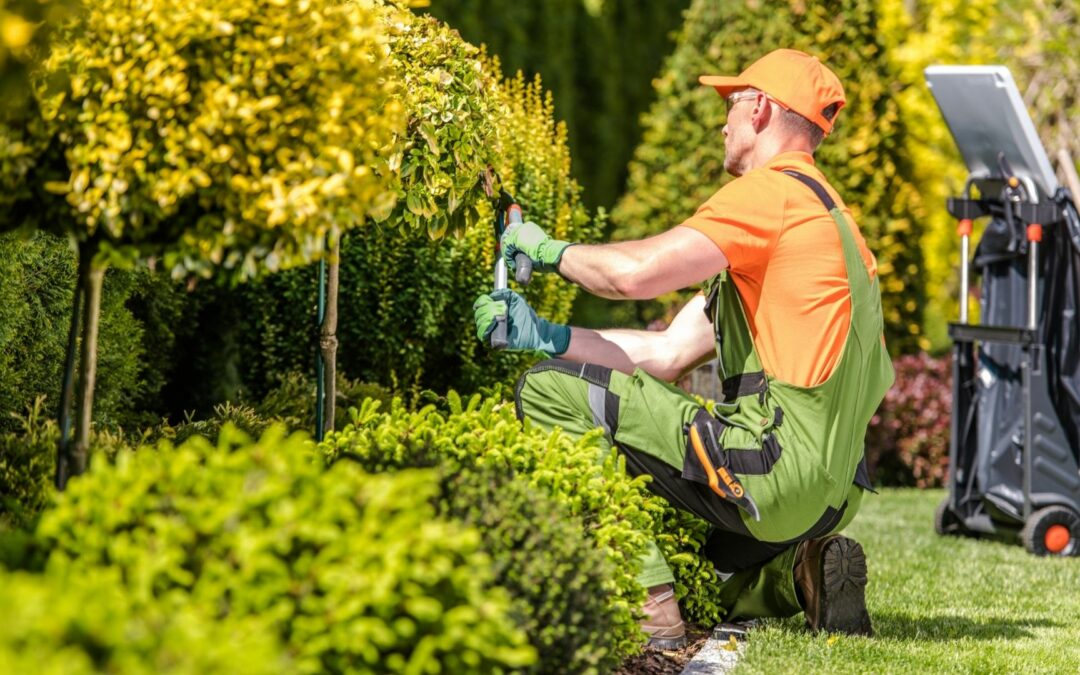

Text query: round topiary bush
(37, 425), (534, 674)
(322, 391), (659, 661)
(332, 447), (627, 673)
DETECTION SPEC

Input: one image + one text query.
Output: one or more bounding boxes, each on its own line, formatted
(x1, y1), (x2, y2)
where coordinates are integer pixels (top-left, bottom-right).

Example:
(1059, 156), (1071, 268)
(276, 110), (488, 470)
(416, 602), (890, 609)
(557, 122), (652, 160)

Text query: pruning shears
(482, 169), (533, 349)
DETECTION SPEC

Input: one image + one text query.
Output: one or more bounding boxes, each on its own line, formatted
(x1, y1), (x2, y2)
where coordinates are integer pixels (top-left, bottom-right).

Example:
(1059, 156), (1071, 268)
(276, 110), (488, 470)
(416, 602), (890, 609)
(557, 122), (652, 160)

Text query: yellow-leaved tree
(10, 0), (403, 484)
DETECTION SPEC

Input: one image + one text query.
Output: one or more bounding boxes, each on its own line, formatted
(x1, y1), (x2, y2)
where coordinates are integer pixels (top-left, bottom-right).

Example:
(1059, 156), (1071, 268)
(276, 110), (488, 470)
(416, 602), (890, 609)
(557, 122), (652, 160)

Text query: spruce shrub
(0, 398), (56, 531)
(37, 425), (534, 674)
(322, 391), (658, 661)
(0, 231), (180, 431)
(442, 468), (621, 673)
(424, 0), (691, 209)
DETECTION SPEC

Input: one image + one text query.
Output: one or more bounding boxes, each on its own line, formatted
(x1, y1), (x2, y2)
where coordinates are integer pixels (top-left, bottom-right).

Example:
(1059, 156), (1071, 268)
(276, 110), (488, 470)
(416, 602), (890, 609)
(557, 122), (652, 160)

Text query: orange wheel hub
(1045, 524), (1071, 553)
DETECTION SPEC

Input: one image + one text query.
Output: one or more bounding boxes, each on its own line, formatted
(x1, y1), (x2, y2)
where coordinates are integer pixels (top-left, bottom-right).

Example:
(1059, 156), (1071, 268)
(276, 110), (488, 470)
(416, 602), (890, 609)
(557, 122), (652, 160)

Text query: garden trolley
(926, 65), (1080, 556)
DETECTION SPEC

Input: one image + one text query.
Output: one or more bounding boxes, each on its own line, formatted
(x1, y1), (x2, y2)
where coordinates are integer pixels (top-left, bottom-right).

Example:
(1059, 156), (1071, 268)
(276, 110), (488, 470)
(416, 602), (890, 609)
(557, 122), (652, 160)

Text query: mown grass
(736, 489), (1080, 674)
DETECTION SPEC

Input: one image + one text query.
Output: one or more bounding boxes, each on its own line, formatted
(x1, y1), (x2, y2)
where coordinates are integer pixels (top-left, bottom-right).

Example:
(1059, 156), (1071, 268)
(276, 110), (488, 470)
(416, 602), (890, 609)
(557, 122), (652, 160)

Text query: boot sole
(818, 537), (874, 637)
(645, 635), (688, 651)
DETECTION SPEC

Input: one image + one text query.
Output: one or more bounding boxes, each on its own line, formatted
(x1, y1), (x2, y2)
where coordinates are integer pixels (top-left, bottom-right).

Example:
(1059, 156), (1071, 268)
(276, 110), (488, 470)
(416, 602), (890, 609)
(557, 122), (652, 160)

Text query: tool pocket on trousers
(681, 407), (762, 521)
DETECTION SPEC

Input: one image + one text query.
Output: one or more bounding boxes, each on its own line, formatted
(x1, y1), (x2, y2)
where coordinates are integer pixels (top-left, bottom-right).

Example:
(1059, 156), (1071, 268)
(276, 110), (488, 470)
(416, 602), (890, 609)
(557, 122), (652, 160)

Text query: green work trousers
(515, 359), (804, 620)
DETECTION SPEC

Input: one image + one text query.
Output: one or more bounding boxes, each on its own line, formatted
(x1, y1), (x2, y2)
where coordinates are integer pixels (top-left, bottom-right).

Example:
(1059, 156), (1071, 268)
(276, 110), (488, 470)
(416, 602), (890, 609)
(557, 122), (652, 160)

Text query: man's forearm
(561, 326), (680, 381)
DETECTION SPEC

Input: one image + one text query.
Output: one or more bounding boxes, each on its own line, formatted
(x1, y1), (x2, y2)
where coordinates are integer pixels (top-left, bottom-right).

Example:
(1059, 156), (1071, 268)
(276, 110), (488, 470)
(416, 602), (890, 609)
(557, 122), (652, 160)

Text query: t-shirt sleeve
(677, 174), (785, 275)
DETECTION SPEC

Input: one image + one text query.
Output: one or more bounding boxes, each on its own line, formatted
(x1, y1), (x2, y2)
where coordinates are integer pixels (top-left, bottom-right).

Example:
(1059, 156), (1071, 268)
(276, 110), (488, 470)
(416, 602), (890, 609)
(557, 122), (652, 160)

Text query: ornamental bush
(322, 391), (657, 661)
(612, 0), (928, 352)
(0, 567), (284, 674)
(865, 352), (952, 488)
(441, 469), (622, 674)
(37, 426), (534, 673)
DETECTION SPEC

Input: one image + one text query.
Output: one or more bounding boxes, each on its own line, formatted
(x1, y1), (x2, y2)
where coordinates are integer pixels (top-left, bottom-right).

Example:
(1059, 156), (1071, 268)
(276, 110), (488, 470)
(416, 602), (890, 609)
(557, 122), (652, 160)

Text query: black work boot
(640, 583), (687, 650)
(793, 535), (873, 636)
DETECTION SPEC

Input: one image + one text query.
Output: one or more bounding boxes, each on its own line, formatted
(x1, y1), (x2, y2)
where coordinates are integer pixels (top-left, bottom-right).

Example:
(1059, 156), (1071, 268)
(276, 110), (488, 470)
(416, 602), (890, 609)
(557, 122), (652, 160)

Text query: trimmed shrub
(612, 0), (929, 352)
(330, 435), (628, 673)
(0, 567), (283, 674)
(37, 426), (534, 674)
(866, 352), (952, 488)
(443, 468), (621, 673)
(322, 391), (657, 661)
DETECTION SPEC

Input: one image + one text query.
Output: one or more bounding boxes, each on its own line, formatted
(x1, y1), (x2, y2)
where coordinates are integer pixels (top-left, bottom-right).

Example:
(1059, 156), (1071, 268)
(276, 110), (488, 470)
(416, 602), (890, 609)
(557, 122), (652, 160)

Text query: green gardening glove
(501, 220), (573, 275)
(472, 288), (571, 355)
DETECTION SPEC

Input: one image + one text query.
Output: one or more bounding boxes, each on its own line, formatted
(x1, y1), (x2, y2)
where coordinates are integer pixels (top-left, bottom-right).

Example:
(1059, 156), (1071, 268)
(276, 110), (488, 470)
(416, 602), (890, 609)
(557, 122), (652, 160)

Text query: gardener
(473, 48), (894, 647)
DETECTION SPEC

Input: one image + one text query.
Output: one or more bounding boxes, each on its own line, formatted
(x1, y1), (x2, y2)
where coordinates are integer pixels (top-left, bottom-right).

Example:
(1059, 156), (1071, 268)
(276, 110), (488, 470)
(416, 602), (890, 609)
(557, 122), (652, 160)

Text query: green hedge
(36, 426), (534, 674)
(612, 0), (928, 352)
(321, 391), (658, 662)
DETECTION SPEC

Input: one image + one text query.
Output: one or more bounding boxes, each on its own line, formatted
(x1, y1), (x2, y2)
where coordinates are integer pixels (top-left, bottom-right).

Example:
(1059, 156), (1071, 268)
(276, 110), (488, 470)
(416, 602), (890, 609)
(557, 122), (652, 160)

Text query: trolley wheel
(1020, 506), (1080, 556)
(934, 498), (962, 536)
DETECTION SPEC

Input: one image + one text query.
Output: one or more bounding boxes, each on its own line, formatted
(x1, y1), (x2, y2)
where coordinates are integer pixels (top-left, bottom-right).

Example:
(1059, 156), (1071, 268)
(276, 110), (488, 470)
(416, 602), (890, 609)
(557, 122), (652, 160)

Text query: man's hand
(473, 288), (571, 355)
(501, 220), (573, 274)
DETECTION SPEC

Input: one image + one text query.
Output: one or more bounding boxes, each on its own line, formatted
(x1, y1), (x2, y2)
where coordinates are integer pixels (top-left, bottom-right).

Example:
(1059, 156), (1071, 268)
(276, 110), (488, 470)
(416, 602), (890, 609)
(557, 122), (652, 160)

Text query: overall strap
(781, 170), (836, 210)
(780, 169), (872, 302)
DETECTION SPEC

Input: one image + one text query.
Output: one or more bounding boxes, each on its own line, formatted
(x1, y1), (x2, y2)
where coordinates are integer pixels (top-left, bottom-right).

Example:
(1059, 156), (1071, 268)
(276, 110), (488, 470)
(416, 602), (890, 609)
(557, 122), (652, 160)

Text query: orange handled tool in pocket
(688, 422), (762, 521)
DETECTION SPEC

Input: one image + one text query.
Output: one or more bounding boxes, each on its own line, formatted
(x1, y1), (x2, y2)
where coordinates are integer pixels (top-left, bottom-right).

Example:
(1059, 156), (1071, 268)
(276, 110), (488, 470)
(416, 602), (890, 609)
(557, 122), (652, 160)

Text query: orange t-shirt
(678, 151), (877, 387)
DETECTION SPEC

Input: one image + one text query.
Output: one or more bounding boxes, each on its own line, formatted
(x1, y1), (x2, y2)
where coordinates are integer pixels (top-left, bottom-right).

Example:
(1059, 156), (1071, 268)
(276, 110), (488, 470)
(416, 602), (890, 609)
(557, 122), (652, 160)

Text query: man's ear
(750, 96), (773, 132)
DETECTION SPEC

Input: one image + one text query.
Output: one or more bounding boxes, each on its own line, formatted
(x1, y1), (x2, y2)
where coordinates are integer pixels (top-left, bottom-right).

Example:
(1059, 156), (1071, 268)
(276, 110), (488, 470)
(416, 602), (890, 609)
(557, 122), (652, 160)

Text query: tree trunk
(54, 253), (86, 490)
(320, 241), (340, 438)
(71, 255), (105, 478)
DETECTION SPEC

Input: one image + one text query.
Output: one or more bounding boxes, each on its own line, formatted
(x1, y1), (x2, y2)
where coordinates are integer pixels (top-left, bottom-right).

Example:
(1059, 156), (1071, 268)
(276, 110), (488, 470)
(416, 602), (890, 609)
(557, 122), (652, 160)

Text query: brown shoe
(641, 583), (687, 650)
(793, 535), (873, 636)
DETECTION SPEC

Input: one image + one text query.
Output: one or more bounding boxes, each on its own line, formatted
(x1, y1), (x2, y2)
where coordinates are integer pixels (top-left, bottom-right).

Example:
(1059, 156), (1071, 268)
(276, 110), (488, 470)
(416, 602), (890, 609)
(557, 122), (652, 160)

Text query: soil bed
(615, 625), (711, 675)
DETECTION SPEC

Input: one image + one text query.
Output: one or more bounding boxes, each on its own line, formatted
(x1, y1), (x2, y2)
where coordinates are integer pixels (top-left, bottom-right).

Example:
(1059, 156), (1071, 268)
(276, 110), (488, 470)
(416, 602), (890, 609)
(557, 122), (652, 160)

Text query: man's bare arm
(560, 294), (717, 381)
(557, 226), (730, 301)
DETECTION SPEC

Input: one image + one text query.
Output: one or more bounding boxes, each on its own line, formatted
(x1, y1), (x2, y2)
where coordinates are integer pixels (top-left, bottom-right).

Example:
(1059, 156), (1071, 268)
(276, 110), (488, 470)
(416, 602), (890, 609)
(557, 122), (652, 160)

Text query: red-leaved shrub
(865, 352), (952, 488)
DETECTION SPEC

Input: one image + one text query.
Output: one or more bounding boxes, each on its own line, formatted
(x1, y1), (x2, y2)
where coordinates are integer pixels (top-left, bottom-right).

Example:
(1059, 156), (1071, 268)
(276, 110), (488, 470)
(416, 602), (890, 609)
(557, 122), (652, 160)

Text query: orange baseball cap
(699, 49), (846, 134)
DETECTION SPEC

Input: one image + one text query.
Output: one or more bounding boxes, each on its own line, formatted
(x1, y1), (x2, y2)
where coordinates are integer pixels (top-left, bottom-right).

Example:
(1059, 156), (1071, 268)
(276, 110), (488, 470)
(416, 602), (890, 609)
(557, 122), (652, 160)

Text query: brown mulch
(614, 625), (712, 675)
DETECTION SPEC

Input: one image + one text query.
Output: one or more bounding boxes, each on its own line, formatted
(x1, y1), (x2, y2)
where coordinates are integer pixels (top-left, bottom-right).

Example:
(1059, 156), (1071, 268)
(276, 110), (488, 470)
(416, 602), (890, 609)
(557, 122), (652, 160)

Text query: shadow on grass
(872, 611), (1059, 641)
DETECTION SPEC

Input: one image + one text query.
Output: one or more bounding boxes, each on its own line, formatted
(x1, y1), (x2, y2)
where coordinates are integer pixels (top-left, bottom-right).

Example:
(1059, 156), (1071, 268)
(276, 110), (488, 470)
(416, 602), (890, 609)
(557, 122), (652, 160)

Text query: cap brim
(698, 75), (749, 97)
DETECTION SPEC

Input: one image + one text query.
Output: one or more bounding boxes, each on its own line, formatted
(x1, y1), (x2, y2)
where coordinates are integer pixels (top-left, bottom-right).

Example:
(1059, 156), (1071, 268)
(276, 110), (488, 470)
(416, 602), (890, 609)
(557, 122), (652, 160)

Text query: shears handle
(506, 205), (533, 285)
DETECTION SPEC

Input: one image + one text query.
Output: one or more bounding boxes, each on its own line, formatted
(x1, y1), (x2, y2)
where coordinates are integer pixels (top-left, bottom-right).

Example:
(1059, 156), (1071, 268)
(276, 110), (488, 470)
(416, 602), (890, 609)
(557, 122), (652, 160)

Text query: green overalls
(515, 171), (894, 620)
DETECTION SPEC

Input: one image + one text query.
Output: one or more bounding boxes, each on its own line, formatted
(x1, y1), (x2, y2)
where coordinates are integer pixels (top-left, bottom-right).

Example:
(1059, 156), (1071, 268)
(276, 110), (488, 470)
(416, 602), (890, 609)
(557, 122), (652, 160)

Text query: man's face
(722, 90), (760, 177)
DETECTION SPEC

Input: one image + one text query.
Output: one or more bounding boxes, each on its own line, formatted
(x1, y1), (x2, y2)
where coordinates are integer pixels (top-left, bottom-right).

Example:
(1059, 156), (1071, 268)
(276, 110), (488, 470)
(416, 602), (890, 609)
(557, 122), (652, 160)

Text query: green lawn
(736, 489), (1080, 674)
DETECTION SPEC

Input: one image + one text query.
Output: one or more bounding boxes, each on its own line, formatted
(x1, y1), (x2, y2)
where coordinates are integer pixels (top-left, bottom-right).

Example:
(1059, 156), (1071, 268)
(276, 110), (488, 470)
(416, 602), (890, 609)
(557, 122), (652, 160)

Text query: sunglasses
(725, 91), (760, 115)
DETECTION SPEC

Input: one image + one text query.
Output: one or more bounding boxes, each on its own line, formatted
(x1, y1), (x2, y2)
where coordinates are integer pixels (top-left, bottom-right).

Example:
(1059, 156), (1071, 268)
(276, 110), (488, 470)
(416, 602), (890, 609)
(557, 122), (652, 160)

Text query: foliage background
(422, 0), (691, 210)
